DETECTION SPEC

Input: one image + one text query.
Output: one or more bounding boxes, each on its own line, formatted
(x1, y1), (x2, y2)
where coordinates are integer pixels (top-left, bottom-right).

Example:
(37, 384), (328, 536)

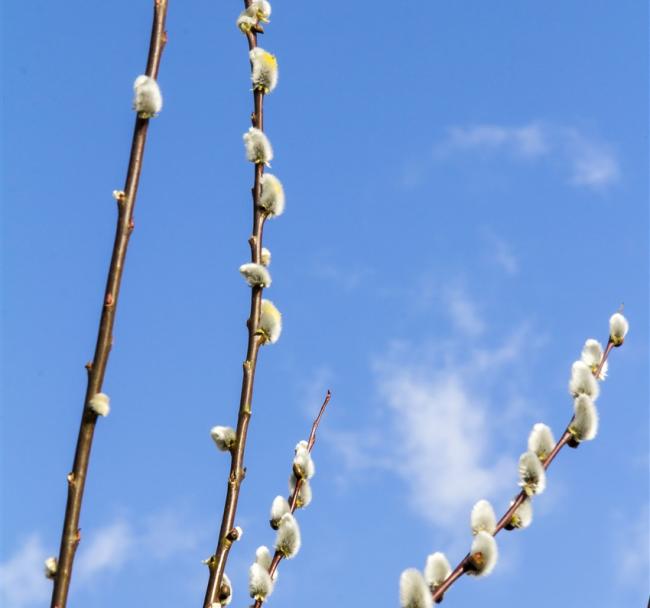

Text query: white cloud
(76, 519), (133, 580)
(0, 535), (49, 608)
(614, 503), (650, 588)
(444, 286), (485, 337)
(328, 318), (534, 536)
(141, 508), (203, 560)
(0, 507), (206, 607)
(482, 230), (519, 276)
(378, 365), (515, 527)
(565, 128), (620, 188)
(310, 259), (371, 291)
(433, 122), (619, 190)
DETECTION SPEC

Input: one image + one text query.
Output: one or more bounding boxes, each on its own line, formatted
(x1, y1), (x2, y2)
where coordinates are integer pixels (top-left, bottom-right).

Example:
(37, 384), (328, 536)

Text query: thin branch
(202, 10), (270, 608)
(253, 391), (333, 608)
(430, 341), (616, 604)
(50, 2), (168, 607)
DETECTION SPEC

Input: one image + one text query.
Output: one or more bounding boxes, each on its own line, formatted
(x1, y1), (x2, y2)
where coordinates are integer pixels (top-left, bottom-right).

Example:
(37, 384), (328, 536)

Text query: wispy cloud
(309, 257), (373, 292)
(564, 128), (620, 188)
(482, 230), (519, 276)
(377, 361), (515, 527)
(0, 506), (205, 607)
(614, 503), (650, 589)
(0, 534), (49, 608)
(438, 123), (548, 159)
(76, 520), (133, 580)
(444, 285), (485, 337)
(431, 122), (619, 190)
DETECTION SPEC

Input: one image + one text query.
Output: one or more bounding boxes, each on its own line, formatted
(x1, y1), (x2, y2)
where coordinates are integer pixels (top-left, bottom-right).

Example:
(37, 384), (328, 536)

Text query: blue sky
(1, 1), (648, 607)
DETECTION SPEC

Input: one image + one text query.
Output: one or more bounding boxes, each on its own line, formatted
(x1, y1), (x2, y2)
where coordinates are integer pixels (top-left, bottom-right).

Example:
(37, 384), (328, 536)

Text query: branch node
(66, 472), (75, 485)
(104, 293), (115, 307)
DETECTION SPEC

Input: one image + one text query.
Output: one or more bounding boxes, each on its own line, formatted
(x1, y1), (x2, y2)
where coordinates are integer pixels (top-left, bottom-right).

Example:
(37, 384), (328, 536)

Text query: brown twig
(430, 340), (617, 604)
(49, 3), (168, 607)
(253, 391), (332, 608)
(202, 8), (271, 607)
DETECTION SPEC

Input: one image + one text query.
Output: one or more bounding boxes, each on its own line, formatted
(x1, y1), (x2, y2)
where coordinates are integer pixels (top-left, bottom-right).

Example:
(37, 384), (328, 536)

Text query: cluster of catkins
(248, 440), (316, 603)
(206, 438), (315, 605)
(399, 312), (629, 608)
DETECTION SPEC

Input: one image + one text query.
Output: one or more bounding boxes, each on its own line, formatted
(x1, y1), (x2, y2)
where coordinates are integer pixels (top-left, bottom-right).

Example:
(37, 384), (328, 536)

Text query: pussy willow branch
(50, 3), (168, 607)
(252, 391), (332, 608)
(431, 340), (617, 604)
(202, 8), (269, 607)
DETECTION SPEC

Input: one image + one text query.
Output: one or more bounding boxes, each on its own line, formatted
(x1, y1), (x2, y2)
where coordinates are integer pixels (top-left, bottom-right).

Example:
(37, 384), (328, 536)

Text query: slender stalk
(202, 10), (270, 607)
(50, 3), (168, 607)
(430, 342), (616, 604)
(50, 5), (167, 608)
(253, 391), (332, 608)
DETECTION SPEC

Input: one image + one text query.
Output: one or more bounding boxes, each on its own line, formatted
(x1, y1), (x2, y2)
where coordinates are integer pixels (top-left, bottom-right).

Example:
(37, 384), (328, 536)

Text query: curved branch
(50, 3), (169, 607)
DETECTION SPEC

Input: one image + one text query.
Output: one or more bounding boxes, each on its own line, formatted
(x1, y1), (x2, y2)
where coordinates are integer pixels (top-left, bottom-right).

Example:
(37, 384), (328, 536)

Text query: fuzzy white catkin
(251, 0), (272, 21)
(88, 393), (110, 417)
(243, 127), (273, 166)
(237, 0), (271, 31)
(289, 473), (313, 508)
(249, 562), (274, 601)
(250, 47), (278, 94)
(261, 247), (271, 267)
(581, 339), (608, 380)
(210, 426), (236, 451)
(528, 423), (555, 461)
(293, 440), (315, 479)
(468, 531), (498, 577)
(399, 569), (433, 608)
(569, 360), (600, 401)
(259, 299), (282, 344)
(236, 12), (257, 31)
(518, 450), (546, 496)
(44, 556), (58, 580)
(239, 263), (272, 288)
(132, 75), (162, 117)
(259, 174), (285, 217)
(275, 513), (301, 558)
(470, 499), (497, 535)
(270, 496), (290, 529)
(570, 394), (599, 441)
(424, 552), (451, 591)
(255, 545), (273, 571)
(609, 312), (629, 346)
(509, 497), (533, 529)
